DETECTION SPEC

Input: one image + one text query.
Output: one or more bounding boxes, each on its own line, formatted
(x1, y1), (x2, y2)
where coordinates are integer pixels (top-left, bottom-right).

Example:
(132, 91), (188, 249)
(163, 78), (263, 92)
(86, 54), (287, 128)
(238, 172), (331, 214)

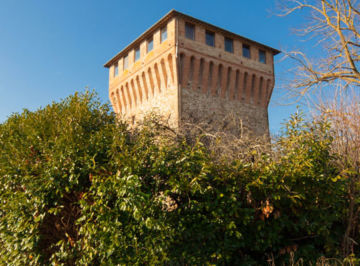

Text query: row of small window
(114, 26), (168, 76)
(184, 23), (267, 64)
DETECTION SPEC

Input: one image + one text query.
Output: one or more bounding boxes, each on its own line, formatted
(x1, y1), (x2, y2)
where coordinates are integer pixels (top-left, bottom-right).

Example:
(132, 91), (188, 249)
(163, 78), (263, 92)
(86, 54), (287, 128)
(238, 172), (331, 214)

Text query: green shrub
(0, 92), (357, 265)
(0, 91), (117, 264)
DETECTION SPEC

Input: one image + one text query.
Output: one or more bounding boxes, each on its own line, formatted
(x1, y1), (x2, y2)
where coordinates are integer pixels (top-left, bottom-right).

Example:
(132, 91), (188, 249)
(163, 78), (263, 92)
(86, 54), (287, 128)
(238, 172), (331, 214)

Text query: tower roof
(104, 9), (280, 68)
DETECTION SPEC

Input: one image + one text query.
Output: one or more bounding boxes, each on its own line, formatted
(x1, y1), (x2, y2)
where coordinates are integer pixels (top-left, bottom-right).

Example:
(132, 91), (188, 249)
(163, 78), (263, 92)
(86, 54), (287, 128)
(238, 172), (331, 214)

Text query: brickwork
(108, 18), (179, 127)
(105, 10), (279, 136)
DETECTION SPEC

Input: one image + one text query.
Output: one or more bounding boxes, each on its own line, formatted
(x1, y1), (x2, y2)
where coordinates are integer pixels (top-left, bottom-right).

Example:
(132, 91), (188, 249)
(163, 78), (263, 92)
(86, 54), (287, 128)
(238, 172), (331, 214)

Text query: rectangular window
(161, 26), (167, 43)
(147, 38), (153, 52)
(206, 31), (215, 47)
(259, 50), (266, 64)
(123, 54), (128, 70)
(185, 23), (195, 40)
(224, 37), (233, 53)
(114, 64), (118, 77)
(243, 44), (250, 58)
(135, 47), (140, 61)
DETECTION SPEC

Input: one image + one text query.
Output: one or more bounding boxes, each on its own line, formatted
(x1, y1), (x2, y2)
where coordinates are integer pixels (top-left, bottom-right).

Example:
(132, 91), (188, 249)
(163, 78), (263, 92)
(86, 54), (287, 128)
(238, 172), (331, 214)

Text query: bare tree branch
(278, 0), (360, 95)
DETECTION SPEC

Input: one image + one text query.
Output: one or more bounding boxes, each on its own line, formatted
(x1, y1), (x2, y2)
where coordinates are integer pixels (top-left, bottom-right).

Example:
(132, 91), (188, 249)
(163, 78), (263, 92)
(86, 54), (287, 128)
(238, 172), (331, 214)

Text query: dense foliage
(0, 92), (358, 265)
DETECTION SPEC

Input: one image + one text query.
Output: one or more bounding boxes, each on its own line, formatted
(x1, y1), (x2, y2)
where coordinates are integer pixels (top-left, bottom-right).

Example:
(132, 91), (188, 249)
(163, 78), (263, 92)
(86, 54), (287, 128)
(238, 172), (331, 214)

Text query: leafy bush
(0, 91), (358, 265)
(0, 92), (117, 264)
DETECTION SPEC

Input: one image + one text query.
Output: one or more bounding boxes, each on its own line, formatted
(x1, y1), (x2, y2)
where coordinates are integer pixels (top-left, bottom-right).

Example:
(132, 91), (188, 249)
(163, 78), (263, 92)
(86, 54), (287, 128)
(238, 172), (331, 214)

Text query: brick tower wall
(177, 18), (274, 136)
(108, 18), (179, 127)
(106, 12), (277, 137)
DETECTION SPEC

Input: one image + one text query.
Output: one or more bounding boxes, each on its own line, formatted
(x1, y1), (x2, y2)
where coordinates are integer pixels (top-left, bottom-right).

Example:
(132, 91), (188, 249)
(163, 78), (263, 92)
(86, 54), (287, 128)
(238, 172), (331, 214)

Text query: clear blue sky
(0, 0), (308, 134)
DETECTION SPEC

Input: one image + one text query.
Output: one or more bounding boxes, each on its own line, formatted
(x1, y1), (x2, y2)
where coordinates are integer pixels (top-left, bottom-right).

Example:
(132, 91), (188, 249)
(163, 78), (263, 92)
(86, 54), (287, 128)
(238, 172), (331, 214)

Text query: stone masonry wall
(177, 17), (274, 136)
(181, 87), (269, 136)
(108, 18), (179, 127)
(106, 13), (277, 137)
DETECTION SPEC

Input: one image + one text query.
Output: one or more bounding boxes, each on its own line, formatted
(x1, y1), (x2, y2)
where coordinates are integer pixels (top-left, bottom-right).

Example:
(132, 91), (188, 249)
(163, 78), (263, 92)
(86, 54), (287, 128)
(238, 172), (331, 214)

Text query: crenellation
(234, 69), (241, 101)
(191, 56), (200, 90)
(149, 65), (158, 94)
(118, 87), (124, 113)
(266, 79), (274, 107)
(223, 66), (232, 99)
(153, 29), (161, 47)
(139, 73), (148, 101)
(258, 76), (264, 105)
(196, 25), (205, 43)
(135, 77), (142, 104)
(147, 67), (155, 96)
(178, 19), (185, 37)
(241, 71), (247, 100)
(196, 58), (204, 90)
(220, 65), (229, 98)
(209, 62), (218, 96)
(129, 79), (136, 107)
(128, 50), (135, 68)
(234, 39), (241, 56)
(168, 18), (176, 41)
(214, 63), (221, 96)
(215, 32), (224, 50)
(119, 57), (124, 74)
(159, 59), (167, 87)
(114, 90), (120, 113)
(232, 69), (238, 101)
(207, 61), (214, 95)
(131, 79), (138, 108)
(168, 53), (175, 84)
(179, 53), (189, 88)
(153, 63), (162, 92)
(104, 10), (279, 136)
(140, 41), (146, 58)
(117, 92), (122, 113)
(262, 79), (269, 106)
(250, 45), (258, 61)
(125, 83), (132, 110)
(244, 71), (251, 104)
(250, 73), (256, 104)
(200, 60), (209, 94)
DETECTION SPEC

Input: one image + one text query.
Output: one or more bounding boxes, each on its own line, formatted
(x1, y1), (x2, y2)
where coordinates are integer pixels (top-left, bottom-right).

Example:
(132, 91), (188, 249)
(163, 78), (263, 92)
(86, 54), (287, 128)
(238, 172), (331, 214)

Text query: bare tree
(278, 0), (360, 257)
(278, 0), (360, 95)
(316, 90), (360, 256)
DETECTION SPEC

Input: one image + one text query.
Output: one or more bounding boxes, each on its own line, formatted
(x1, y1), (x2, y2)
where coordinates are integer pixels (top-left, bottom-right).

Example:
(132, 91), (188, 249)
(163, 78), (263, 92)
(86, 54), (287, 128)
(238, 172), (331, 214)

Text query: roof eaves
(174, 11), (281, 55)
(104, 9), (177, 68)
(104, 10), (281, 68)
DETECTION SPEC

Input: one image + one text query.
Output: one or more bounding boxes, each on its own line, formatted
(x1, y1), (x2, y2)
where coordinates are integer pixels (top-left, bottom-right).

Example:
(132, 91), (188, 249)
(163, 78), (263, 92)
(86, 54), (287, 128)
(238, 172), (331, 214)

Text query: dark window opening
(185, 23), (195, 40)
(114, 64), (118, 77)
(243, 44), (250, 58)
(206, 31), (215, 47)
(147, 38), (153, 52)
(161, 26), (167, 43)
(135, 47), (140, 61)
(225, 37), (233, 53)
(259, 50), (266, 64)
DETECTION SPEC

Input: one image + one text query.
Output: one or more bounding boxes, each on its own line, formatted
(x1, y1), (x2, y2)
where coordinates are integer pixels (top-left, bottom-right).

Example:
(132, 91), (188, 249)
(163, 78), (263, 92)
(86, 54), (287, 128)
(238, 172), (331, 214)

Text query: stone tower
(105, 10), (280, 136)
